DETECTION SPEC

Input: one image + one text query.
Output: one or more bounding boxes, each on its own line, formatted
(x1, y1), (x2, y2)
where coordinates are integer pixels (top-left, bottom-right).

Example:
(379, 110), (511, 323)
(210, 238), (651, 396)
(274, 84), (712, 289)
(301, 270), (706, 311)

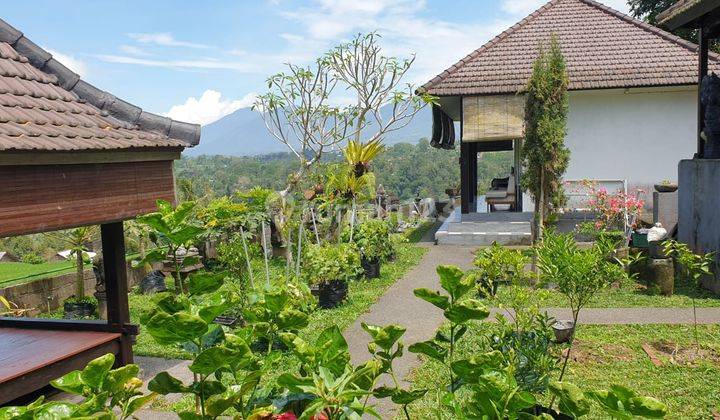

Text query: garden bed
(405, 323), (720, 419)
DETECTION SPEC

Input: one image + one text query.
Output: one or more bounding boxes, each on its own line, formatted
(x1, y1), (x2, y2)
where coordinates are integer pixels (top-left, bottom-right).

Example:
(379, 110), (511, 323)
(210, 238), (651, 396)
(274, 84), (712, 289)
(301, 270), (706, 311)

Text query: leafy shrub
(473, 243), (528, 295)
(20, 252), (44, 264)
(344, 219), (393, 261)
(302, 243), (362, 285)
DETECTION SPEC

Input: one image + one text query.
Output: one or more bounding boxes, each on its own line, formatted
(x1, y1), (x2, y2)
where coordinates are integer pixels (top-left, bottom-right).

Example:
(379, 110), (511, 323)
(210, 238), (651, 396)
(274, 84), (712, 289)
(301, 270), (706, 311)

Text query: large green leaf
(315, 326), (350, 376)
(451, 351), (503, 383)
(50, 370), (85, 395)
(437, 264), (475, 299)
(413, 288), (449, 310)
(408, 340), (447, 362)
(166, 225), (206, 246)
(123, 393), (157, 418)
(145, 312), (208, 345)
(138, 212), (170, 236)
(80, 354), (115, 390)
(148, 372), (188, 394)
(152, 293), (190, 314)
(188, 271), (226, 296)
(277, 309), (309, 330)
(361, 323), (406, 351)
(549, 381), (591, 419)
(171, 201), (197, 225)
(627, 396), (667, 418)
(189, 347), (233, 375)
(204, 385), (244, 417)
(131, 248), (166, 269)
(32, 402), (78, 419)
(391, 389), (427, 405)
(444, 299), (490, 324)
(198, 297), (231, 324)
(264, 290), (290, 313)
(102, 364), (140, 394)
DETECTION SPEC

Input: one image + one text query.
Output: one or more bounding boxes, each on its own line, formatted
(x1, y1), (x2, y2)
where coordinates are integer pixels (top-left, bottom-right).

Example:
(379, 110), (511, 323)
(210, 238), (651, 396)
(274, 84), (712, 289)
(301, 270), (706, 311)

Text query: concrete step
(436, 230), (532, 246)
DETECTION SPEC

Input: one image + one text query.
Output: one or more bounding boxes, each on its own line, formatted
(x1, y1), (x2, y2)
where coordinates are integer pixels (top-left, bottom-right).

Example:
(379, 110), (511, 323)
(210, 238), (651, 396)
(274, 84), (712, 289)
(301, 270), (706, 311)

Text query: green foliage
(521, 34), (570, 219)
(243, 285), (310, 353)
(473, 243), (528, 295)
(536, 232), (612, 320)
(302, 243), (362, 285)
(20, 253), (44, 264)
(551, 381), (667, 419)
(174, 140), (513, 202)
(344, 218), (394, 261)
(0, 354), (154, 419)
(410, 265), (490, 392)
(134, 200), (206, 294)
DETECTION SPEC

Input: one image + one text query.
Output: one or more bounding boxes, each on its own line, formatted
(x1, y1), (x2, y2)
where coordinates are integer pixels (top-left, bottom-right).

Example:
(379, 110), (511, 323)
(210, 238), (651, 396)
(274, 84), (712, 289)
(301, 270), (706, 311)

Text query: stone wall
(678, 159), (720, 294)
(0, 263), (158, 317)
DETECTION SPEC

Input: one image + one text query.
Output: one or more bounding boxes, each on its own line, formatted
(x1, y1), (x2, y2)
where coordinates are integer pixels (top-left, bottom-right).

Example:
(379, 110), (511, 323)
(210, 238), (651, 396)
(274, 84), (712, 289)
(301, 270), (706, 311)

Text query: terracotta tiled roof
(422, 0), (718, 96)
(0, 19), (199, 152)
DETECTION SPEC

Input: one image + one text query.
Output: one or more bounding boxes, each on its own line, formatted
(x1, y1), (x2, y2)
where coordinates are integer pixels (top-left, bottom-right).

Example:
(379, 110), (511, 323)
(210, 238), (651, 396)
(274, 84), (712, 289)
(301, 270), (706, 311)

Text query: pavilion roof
(421, 0), (719, 96)
(0, 19), (199, 152)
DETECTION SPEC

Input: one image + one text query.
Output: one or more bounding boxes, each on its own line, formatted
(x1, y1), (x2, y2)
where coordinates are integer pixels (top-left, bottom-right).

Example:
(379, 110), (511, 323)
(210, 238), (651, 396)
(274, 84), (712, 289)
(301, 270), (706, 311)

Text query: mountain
(187, 104), (432, 157)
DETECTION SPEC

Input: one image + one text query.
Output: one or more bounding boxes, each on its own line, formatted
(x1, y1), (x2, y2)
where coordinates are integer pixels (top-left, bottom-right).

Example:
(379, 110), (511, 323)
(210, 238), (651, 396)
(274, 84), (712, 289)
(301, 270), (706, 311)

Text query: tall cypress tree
(521, 35), (569, 235)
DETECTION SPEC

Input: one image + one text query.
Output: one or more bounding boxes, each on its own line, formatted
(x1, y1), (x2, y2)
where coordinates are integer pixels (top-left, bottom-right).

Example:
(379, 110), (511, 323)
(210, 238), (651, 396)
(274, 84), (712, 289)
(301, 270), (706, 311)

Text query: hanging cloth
(430, 104), (455, 150)
(431, 104), (443, 148)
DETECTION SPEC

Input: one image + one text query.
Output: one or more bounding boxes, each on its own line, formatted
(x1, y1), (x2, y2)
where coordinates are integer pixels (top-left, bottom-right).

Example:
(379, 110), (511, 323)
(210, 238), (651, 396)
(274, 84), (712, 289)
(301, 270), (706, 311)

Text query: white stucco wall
(565, 87), (697, 186)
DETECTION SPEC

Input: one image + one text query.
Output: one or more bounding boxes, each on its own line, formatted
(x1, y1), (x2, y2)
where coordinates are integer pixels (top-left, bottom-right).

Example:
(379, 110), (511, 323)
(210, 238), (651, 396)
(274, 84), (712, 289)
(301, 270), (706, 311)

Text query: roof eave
(0, 18), (201, 148)
(658, 0), (720, 30)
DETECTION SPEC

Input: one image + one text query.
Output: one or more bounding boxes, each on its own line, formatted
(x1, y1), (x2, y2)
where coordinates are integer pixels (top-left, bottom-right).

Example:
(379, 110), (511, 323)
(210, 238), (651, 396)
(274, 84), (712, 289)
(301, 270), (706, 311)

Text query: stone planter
(552, 320), (575, 343)
(654, 184), (678, 193)
(646, 258), (674, 296)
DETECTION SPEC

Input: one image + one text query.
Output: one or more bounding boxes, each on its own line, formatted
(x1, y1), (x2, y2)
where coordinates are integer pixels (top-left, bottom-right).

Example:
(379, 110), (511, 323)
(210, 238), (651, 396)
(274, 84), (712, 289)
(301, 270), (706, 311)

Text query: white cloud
(501, 0), (629, 16)
(45, 48), (88, 77)
(119, 45), (151, 56)
(165, 90), (257, 125)
(127, 32), (213, 49)
(97, 54), (256, 72)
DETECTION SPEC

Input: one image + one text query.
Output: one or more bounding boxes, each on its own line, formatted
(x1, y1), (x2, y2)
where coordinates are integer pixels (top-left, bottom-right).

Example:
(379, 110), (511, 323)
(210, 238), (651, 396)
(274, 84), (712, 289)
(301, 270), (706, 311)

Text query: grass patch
(488, 277), (720, 308)
(404, 220), (437, 243)
(0, 260), (78, 287)
(406, 321), (720, 419)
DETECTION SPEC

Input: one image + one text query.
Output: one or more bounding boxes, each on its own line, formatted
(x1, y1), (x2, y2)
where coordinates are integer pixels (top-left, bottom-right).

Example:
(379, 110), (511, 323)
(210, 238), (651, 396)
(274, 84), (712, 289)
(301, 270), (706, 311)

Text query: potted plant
(50, 226), (98, 319)
(654, 179), (678, 193)
(303, 243), (362, 308)
(348, 219), (393, 279)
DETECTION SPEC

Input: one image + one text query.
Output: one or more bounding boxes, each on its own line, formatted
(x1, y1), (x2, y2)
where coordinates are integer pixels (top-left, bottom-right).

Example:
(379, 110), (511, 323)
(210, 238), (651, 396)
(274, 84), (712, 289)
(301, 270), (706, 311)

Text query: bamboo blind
(462, 95), (525, 142)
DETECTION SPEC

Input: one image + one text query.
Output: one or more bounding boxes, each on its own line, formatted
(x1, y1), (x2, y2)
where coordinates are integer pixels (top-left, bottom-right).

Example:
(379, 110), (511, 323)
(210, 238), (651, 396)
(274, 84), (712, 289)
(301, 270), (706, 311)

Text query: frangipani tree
(255, 32), (433, 198)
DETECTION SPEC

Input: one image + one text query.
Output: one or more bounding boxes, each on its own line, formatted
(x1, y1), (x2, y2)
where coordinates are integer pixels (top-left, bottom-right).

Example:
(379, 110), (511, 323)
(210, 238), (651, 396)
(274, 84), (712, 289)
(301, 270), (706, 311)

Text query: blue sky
(3, 0), (629, 125)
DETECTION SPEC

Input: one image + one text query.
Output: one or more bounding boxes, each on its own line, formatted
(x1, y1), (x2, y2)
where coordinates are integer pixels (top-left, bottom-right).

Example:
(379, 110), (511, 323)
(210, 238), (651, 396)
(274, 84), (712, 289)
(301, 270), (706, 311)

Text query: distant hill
(187, 104), (432, 157)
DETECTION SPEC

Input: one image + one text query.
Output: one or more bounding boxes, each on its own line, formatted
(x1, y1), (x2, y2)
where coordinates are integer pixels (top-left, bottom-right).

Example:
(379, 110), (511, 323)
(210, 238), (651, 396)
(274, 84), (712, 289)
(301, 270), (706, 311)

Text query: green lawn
(0, 260), (77, 287)
(406, 322), (720, 419)
(487, 277), (720, 308)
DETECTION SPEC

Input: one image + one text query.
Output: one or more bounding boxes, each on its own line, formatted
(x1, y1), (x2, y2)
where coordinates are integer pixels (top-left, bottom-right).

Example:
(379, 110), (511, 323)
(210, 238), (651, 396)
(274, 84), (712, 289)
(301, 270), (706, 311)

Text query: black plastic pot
(523, 405), (573, 420)
(63, 301), (97, 319)
(317, 280), (348, 309)
(139, 270), (167, 294)
(362, 257), (381, 279)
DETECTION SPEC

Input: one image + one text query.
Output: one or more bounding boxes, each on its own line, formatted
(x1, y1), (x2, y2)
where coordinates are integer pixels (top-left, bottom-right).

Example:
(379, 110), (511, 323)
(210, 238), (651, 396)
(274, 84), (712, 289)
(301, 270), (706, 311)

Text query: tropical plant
(47, 226), (97, 300)
(134, 200), (206, 294)
(536, 232), (613, 385)
(302, 243), (362, 285)
(344, 138), (385, 177)
(550, 381), (667, 419)
(255, 32), (431, 197)
(521, 34), (570, 235)
(344, 219), (393, 262)
(243, 285), (310, 353)
(473, 243), (528, 295)
(0, 353), (154, 419)
(663, 239), (715, 352)
(410, 265), (491, 393)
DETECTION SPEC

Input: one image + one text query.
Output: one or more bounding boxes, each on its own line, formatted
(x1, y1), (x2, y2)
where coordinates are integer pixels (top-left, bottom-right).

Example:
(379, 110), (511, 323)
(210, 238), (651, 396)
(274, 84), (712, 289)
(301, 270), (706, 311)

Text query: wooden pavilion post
(460, 141), (471, 214)
(101, 221), (133, 365)
(698, 21), (709, 159)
